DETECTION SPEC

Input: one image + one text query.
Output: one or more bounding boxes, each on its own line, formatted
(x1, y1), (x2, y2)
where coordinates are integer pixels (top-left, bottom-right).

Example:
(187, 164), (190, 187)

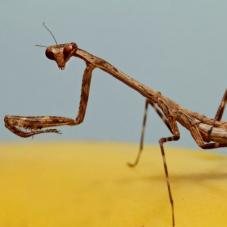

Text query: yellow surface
(0, 142), (227, 227)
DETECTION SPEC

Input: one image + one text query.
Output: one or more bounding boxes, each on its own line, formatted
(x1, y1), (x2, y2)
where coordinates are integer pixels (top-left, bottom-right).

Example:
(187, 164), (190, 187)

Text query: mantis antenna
(42, 22), (58, 44)
(35, 44), (48, 48)
(35, 22), (58, 48)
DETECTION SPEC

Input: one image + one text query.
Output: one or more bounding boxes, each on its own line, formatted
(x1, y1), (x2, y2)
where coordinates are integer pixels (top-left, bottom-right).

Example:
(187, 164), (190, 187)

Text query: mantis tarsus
(4, 38), (227, 227)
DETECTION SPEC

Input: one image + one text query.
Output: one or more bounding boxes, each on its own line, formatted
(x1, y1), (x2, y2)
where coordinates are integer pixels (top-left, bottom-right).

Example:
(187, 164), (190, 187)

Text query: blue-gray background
(1, 0), (227, 149)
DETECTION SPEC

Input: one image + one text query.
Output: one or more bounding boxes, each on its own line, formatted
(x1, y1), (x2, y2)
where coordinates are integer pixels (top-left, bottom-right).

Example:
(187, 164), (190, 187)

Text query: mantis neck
(75, 48), (160, 101)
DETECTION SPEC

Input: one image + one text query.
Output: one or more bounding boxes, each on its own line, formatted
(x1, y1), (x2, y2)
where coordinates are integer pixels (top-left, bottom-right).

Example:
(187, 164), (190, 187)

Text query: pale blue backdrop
(1, 0), (227, 149)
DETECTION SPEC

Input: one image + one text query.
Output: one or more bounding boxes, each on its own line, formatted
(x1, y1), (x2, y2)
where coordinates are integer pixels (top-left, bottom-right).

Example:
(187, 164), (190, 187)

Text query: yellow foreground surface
(0, 142), (227, 227)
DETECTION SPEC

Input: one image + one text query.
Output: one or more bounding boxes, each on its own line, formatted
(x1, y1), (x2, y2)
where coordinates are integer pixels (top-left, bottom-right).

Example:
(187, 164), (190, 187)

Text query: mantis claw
(4, 115), (62, 138)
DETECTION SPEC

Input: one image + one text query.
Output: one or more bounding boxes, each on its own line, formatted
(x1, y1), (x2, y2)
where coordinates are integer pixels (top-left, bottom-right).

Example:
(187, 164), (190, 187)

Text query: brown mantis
(4, 29), (227, 227)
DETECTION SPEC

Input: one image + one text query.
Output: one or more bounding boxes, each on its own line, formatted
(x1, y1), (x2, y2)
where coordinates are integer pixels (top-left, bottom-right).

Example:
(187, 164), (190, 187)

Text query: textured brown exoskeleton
(4, 40), (227, 226)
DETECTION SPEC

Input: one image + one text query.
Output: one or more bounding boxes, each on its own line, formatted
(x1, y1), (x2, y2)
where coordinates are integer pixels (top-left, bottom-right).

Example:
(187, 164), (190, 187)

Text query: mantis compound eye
(45, 48), (55, 60)
(63, 42), (78, 60)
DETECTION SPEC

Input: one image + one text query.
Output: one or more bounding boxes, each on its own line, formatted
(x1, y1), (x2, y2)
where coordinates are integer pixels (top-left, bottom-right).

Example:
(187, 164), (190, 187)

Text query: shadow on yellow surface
(0, 142), (227, 227)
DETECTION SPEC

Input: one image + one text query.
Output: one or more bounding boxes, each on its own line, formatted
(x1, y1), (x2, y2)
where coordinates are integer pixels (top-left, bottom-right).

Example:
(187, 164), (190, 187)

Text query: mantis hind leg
(207, 89), (227, 137)
(214, 89), (227, 121)
(188, 123), (227, 149)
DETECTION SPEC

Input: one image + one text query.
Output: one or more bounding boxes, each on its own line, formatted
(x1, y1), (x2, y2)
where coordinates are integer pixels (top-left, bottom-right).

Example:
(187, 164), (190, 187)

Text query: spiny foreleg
(4, 63), (95, 138)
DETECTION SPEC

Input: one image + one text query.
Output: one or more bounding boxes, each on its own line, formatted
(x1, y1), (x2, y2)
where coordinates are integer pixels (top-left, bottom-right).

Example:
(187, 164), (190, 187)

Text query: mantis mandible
(4, 26), (227, 227)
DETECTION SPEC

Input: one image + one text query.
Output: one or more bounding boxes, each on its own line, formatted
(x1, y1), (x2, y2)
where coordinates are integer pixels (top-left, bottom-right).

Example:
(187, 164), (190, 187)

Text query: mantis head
(45, 42), (78, 69)
(36, 23), (78, 69)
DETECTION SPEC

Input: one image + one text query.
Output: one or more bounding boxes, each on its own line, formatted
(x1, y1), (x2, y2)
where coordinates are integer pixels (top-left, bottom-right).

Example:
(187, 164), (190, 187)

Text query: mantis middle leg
(128, 99), (180, 227)
(128, 99), (173, 167)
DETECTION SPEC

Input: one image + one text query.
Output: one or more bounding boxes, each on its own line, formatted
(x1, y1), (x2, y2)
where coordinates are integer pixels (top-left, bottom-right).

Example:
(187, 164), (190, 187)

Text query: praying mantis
(4, 25), (227, 227)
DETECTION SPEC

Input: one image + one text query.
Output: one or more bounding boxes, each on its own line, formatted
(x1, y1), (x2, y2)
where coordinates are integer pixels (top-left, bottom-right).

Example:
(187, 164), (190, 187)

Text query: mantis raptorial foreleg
(4, 63), (94, 137)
